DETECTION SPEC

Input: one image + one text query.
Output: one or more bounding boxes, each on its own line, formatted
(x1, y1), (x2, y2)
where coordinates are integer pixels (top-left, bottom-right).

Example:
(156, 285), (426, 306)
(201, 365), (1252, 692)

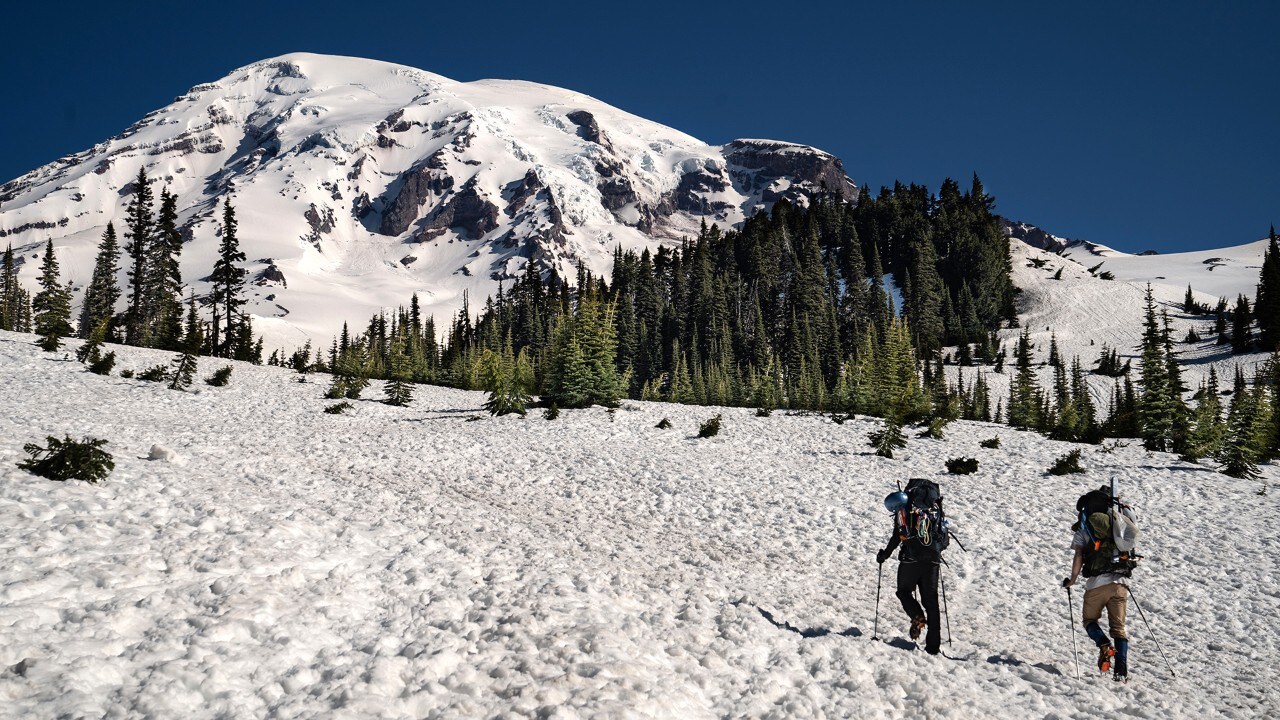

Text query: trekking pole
(1066, 585), (1080, 678)
(941, 568), (952, 646)
(1127, 586), (1177, 678)
(872, 562), (883, 640)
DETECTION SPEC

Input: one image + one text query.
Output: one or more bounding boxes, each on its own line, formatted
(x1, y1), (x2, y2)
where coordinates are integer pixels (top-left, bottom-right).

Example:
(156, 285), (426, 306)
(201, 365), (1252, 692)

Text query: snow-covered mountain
(0, 52), (857, 349)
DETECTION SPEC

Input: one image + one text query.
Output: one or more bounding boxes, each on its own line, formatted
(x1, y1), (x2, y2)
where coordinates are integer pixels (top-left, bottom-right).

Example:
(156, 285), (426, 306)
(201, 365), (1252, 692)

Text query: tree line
(286, 177), (1015, 418)
(1, 168), (260, 361)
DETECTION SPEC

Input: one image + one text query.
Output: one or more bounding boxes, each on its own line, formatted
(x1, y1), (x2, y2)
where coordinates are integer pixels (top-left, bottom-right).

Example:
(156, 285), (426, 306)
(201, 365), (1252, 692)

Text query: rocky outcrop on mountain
(566, 110), (613, 151)
(255, 262), (287, 287)
(998, 217), (1075, 253)
(415, 178), (500, 242)
(378, 155), (453, 236)
(724, 140), (859, 204)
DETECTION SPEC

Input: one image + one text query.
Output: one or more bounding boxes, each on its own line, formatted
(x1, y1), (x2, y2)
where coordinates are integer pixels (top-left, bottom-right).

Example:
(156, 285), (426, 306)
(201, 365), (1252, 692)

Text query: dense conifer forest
(3, 174), (1277, 477)
(303, 178), (1015, 416)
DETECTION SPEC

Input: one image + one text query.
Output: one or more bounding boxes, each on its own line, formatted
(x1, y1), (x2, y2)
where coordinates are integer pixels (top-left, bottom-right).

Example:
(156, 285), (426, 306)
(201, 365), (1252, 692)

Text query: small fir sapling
(869, 417), (907, 459)
(383, 340), (414, 407)
(1048, 449), (1086, 475)
(75, 320), (108, 364)
(138, 365), (170, 382)
(88, 352), (116, 375)
(17, 435), (114, 483)
(169, 349), (198, 390)
(76, 320), (116, 375)
(919, 417), (949, 439)
(698, 414), (722, 438)
(205, 366), (233, 387)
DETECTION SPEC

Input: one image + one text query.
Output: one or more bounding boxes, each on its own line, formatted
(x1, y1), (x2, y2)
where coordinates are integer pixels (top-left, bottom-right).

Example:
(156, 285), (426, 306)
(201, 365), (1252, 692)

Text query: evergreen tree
(1, 244), (33, 333)
(1008, 328), (1040, 428)
(481, 342), (533, 415)
(0, 244), (14, 331)
(1265, 353), (1280, 459)
(293, 188), (1023, 423)
(168, 347), (198, 391)
(149, 188), (185, 349)
(1109, 375), (1141, 438)
(1185, 367), (1226, 461)
(1220, 376), (1263, 479)
(868, 415), (907, 459)
(122, 168), (154, 346)
(546, 295), (620, 408)
(1231, 294), (1254, 354)
(1214, 298), (1229, 344)
(878, 318), (926, 420)
(383, 338), (414, 406)
(76, 318), (109, 366)
(1065, 357), (1099, 443)
(1257, 227), (1280, 352)
(1138, 285), (1175, 451)
(337, 342), (371, 399)
(80, 223), (122, 340)
(32, 240), (73, 351)
(182, 291), (205, 352)
(1163, 310), (1191, 451)
(208, 199), (247, 357)
(1247, 383), (1275, 463)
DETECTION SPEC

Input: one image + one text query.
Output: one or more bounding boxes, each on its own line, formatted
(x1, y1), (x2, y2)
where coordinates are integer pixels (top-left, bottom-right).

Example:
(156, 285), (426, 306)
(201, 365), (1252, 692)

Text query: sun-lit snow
(950, 236), (1273, 410)
(2, 330), (1277, 718)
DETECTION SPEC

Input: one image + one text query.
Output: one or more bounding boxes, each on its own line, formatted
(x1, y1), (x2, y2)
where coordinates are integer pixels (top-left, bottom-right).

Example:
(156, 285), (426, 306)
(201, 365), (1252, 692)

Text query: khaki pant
(1082, 582), (1128, 640)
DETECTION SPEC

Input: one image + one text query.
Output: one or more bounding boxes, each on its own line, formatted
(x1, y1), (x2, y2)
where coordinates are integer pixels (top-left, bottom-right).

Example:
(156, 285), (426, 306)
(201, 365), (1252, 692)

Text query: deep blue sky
(3, 1), (1276, 253)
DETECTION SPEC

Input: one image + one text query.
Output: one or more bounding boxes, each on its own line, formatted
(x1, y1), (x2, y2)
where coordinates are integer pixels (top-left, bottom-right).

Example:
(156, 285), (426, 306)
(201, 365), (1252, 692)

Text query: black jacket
(882, 520), (941, 564)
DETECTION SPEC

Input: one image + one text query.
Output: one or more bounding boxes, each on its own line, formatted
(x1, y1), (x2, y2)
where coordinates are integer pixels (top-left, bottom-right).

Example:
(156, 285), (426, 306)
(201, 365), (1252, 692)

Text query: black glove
(876, 549), (891, 564)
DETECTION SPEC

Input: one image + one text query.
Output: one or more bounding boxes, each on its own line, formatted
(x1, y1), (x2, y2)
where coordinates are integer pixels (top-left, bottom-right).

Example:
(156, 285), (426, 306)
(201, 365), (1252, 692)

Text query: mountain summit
(0, 53), (857, 348)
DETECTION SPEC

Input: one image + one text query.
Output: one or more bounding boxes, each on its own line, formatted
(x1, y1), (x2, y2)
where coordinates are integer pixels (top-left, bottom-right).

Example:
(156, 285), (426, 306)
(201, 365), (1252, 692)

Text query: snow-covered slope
(959, 228), (1274, 409)
(1, 330), (1277, 718)
(0, 53), (857, 350)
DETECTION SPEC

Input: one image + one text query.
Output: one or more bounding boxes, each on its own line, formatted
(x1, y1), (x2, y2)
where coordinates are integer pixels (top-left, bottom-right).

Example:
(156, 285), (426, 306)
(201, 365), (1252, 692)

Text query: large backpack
(1073, 486), (1141, 577)
(897, 478), (950, 561)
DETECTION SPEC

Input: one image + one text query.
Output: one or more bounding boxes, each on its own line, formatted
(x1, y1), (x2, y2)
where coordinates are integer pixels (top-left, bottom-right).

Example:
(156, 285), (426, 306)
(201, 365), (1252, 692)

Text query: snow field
(1, 330), (1278, 718)
(948, 238), (1274, 413)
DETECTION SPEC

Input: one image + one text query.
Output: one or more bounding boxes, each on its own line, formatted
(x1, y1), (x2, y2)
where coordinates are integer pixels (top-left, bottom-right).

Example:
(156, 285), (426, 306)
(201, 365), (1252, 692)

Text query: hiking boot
(909, 616), (927, 641)
(1113, 650), (1129, 682)
(1097, 643), (1115, 673)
